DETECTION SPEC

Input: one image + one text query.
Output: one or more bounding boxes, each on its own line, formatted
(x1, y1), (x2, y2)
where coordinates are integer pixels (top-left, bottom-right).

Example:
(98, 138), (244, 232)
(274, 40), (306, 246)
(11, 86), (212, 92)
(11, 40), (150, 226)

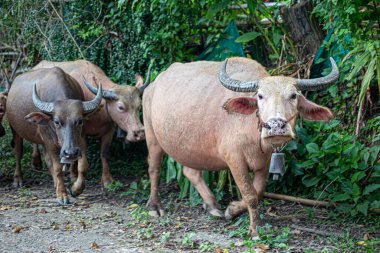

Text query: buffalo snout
(60, 147), (82, 163)
(126, 129), (145, 142)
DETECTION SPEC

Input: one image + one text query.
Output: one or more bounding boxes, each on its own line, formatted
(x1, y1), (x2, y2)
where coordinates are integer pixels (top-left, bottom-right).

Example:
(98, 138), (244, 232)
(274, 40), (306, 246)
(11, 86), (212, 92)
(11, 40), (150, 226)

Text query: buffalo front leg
(69, 147), (89, 197)
(12, 131), (23, 188)
(50, 154), (70, 205)
(225, 168), (269, 219)
(100, 128), (115, 188)
(183, 167), (224, 217)
(227, 159), (260, 239)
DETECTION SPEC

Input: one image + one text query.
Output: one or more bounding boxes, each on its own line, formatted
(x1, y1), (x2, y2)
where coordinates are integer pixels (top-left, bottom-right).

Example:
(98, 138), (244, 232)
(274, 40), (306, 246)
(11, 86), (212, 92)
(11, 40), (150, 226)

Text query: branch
(48, 0), (85, 59)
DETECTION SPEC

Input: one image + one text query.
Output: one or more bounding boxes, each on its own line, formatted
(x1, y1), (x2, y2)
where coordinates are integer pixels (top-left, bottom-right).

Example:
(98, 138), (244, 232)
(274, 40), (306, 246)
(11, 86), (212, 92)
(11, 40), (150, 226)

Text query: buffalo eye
(53, 119), (61, 126)
(77, 119), (83, 125)
(258, 94), (263, 100)
(290, 93), (297, 100)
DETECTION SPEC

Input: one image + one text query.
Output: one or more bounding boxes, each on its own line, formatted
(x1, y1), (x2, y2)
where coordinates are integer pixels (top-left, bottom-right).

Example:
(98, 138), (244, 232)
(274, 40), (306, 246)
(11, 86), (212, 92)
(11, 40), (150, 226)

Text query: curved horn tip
(82, 83), (103, 113)
(32, 83), (54, 113)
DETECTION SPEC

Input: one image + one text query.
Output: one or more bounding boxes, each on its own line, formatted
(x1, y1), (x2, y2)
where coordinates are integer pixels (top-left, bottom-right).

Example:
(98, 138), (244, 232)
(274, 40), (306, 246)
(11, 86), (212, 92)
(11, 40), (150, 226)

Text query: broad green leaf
(235, 32), (261, 43)
(302, 176), (321, 187)
(206, 0), (229, 18)
(331, 193), (351, 202)
(351, 171), (366, 183)
(347, 50), (370, 80)
(306, 143), (319, 153)
(363, 184), (380, 195)
(370, 200), (380, 209)
(356, 201), (369, 216)
(358, 57), (376, 104)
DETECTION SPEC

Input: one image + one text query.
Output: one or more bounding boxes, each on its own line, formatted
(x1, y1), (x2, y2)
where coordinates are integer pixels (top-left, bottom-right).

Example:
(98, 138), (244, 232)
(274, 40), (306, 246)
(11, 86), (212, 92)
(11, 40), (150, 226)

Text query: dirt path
(0, 178), (378, 253)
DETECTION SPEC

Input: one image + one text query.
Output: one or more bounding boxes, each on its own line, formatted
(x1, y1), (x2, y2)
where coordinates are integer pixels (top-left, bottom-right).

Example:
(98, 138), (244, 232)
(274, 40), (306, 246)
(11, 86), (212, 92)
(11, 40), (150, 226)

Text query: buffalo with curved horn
(32, 60), (150, 188)
(7, 67), (102, 205)
(143, 57), (339, 239)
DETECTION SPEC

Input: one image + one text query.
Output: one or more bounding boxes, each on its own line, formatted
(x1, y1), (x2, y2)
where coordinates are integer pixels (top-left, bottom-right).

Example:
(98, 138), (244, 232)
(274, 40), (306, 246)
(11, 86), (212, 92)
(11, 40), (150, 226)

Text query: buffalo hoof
(56, 196), (70, 205)
(147, 204), (165, 217)
(224, 201), (246, 220)
(202, 203), (224, 218)
(12, 178), (23, 188)
(250, 227), (260, 241)
(67, 187), (80, 198)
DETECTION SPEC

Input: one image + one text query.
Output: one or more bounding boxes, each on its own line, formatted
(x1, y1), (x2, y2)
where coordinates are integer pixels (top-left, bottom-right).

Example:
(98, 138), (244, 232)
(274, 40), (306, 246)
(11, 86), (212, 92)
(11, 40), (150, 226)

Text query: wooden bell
(269, 152), (285, 180)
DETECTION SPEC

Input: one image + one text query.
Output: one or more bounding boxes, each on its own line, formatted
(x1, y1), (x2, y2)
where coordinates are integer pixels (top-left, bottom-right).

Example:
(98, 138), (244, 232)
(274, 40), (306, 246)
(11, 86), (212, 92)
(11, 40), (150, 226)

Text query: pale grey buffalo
(143, 57), (339, 237)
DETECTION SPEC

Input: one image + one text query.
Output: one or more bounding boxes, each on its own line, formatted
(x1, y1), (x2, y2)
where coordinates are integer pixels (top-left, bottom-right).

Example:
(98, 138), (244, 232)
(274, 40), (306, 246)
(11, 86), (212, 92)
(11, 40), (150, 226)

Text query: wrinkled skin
(33, 60), (145, 187)
(143, 57), (334, 238)
(0, 92), (7, 137)
(7, 67), (100, 205)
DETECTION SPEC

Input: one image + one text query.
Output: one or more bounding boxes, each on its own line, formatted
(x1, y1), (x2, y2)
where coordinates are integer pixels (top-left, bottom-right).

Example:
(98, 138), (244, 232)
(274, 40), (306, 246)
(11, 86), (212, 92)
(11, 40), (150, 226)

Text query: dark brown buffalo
(143, 57), (339, 238)
(7, 67), (102, 204)
(33, 60), (148, 187)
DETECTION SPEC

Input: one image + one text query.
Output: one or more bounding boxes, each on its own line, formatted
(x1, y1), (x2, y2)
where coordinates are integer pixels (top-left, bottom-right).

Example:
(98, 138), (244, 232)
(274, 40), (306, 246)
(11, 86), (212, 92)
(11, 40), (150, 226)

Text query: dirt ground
(0, 176), (379, 253)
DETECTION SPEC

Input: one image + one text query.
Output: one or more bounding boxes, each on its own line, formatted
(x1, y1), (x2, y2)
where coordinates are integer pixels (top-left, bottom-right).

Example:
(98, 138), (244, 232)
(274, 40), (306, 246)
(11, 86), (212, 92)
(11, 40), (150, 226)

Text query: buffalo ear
(223, 97), (258, 115)
(298, 95), (334, 121)
(25, 112), (51, 125)
(135, 75), (144, 89)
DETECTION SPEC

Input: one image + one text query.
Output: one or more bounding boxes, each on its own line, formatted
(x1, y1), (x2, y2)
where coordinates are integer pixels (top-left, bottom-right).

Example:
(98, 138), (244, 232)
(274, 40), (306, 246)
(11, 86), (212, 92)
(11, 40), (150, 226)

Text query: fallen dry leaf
(51, 223), (59, 230)
(48, 245), (55, 251)
(65, 224), (72, 230)
(256, 243), (270, 251)
(215, 248), (230, 253)
(363, 233), (371, 240)
(0, 205), (14, 211)
(356, 241), (368, 246)
(79, 220), (86, 229)
(128, 203), (139, 209)
(90, 242), (100, 250)
(39, 208), (47, 214)
(12, 226), (22, 233)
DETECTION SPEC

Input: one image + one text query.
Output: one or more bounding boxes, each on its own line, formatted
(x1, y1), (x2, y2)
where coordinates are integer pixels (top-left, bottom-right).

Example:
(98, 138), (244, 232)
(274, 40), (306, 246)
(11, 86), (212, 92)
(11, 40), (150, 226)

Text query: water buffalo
(32, 60), (148, 187)
(143, 57), (339, 238)
(0, 92), (7, 137)
(7, 67), (102, 204)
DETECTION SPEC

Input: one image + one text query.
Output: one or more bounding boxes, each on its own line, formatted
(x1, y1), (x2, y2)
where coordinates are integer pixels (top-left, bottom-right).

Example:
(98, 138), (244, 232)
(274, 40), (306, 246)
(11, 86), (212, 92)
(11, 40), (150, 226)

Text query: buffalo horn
(219, 59), (259, 92)
(82, 76), (118, 100)
(82, 82), (103, 113)
(32, 83), (54, 114)
(138, 65), (152, 93)
(296, 57), (339, 91)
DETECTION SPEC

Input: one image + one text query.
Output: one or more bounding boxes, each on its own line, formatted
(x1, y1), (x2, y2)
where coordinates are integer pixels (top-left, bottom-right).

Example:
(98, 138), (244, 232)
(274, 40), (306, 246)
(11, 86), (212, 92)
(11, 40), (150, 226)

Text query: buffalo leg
(31, 144), (42, 171)
(183, 167), (224, 217)
(12, 131), (23, 188)
(145, 135), (165, 217)
(69, 146), (88, 197)
(69, 162), (78, 182)
(225, 168), (269, 219)
(100, 127), (115, 188)
(226, 158), (260, 239)
(49, 153), (69, 205)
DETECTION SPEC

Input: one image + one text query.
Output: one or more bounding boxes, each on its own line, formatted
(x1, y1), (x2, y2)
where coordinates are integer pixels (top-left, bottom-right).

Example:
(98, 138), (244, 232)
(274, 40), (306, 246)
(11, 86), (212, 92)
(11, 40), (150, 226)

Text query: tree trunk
(281, 0), (324, 63)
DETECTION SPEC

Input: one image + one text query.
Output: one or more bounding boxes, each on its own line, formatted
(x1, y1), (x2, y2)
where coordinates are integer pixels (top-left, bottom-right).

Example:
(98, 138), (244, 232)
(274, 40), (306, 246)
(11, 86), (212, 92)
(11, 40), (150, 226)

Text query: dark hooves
(67, 187), (77, 198)
(56, 196), (71, 205)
